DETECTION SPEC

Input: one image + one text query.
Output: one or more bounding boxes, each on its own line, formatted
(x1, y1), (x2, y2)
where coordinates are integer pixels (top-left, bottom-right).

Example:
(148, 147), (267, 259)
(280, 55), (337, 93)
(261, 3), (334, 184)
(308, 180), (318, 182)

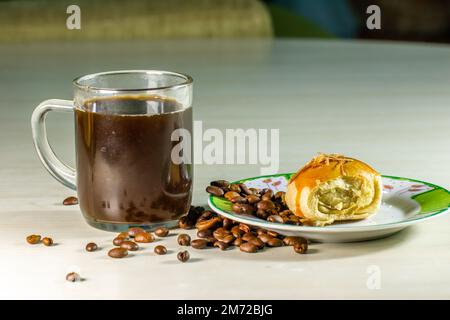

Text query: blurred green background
(0, 0), (449, 42)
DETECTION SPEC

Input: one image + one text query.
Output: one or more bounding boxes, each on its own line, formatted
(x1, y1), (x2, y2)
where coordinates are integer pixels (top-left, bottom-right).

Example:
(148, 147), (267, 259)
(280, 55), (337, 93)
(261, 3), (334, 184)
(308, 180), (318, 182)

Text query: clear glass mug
(31, 70), (193, 231)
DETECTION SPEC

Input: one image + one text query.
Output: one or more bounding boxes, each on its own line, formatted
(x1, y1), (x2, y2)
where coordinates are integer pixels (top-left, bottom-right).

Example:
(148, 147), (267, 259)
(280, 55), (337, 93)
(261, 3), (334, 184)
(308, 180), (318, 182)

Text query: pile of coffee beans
(178, 201), (308, 254)
(206, 180), (303, 226)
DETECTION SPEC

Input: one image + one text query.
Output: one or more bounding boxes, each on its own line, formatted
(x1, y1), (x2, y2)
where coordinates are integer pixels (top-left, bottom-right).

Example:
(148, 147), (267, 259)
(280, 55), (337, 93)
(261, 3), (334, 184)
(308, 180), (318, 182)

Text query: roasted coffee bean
(26, 234), (41, 244)
(42, 237), (53, 246)
(85, 242), (98, 252)
(240, 242), (258, 253)
(222, 218), (234, 230)
(257, 200), (276, 211)
(233, 237), (244, 246)
(231, 225), (244, 238)
(267, 238), (283, 247)
(242, 232), (257, 242)
(231, 203), (254, 214)
(214, 241), (229, 250)
(187, 206), (202, 222)
(120, 240), (139, 251)
(66, 272), (80, 282)
(248, 237), (264, 249)
(256, 209), (270, 220)
(239, 183), (253, 195)
(113, 237), (125, 246)
(246, 194), (260, 204)
(211, 180), (230, 188)
(283, 236), (307, 246)
(274, 191), (285, 199)
(238, 223), (251, 233)
(213, 228), (235, 244)
(257, 233), (273, 244)
(197, 229), (213, 238)
(128, 227), (145, 238)
(229, 184), (241, 193)
(154, 245), (167, 255)
(249, 188), (260, 195)
(267, 215), (284, 223)
(116, 232), (130, 239)
(154, 227), (169, 237)
(108, 247), (128, 258)
(177, 234), (191, 246)
(224, 191), (240, 201)
(294, 242), (308, 254)
(197, 210), (214, 221)
(230, 196), (247, 204)
(191, 239), (208, 249)
(178, 216), (194, 229)
(206, 185), (224, 197)
(134, 232), (154, 243)
(63, 196), (78, 205)
(279, 210), (291, 217)
(177, 250), (190, 262)
(267, 230), (279, 238)
(196, 217), (221, 231)
(204, 236), (217, 246)
(262, 190), (274, 201)
(256, 229), (266, 236)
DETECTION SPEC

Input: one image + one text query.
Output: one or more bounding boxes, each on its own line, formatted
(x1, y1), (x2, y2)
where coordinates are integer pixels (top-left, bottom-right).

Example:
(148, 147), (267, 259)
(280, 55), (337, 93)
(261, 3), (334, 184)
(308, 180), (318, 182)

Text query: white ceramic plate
(208, 174), (450, 242)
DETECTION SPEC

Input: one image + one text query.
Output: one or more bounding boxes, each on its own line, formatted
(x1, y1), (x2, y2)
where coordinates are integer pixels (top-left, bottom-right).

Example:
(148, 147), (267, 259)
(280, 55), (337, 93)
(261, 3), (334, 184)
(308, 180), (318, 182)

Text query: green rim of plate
(208, 174), (450, 230)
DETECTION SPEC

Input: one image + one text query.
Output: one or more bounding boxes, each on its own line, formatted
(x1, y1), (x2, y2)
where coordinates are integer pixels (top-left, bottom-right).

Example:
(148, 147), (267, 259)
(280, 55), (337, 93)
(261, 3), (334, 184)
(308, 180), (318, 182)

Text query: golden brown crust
(286, 153), (382, 226)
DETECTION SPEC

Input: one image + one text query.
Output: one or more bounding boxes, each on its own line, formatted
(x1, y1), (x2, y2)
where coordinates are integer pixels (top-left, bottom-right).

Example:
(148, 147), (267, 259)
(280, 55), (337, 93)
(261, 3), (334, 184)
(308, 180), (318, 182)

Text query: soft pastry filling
(314, 176), (374, 215)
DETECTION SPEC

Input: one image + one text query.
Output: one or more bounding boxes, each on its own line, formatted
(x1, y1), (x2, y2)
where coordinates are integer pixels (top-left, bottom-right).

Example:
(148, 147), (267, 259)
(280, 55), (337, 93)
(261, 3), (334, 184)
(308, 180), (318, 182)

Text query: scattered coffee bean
(267, 237), (283, 247)
(240, 242), (258, 253)
(246, 194), (260, 204)
(242, 232), (256, 242)
(206, 185), (224, 197)
(231, 225), (244, 238)
(258, 233), (273, 244)
(294, 242), (308, 254)
(229, 184), (241, 192)
(283, 236), (307, 246)
(233, 237), (244, 246)
(177, 250), (190, 262)
(230, 196), (247, 204)
(26, 234), (41, 245)
(85, 242), (98, 252)
(257, 200), (276, 212)
(154, 227), (169, 237)
(197, 229), (212, 238)
(191, 239), (208, 249)
(116, 232), (129, 239)
(120, 240), (139, 251)
(134, 232), (154, 243)
(267, 230), (279, 238)
(213, 228), (235, 244)
(113, 237), (125, 246)
(178, 216), (194, 229)
(42, 237), (53, 246)
(248, 237), (265, 249)
(63, 196), (78, 205)
(177, 234), (191, 246)
(214, 241), (229, 250)
(108, 247), (128, 258)
(262, 190), (274, 201)
(224, 191), (240, 201)
(239, 183), (253, 195)
(267, 215), (284, 223)
(196, 217), (221, 231)
(231, 203), (254, 214)
(66, 272), (80, 282)
(154, 245), (167, 255)
(210, 180), (230, 188)
(222, 218), (234, 230)
(239, 223), (251, 233)
(128, 227), (145, 238)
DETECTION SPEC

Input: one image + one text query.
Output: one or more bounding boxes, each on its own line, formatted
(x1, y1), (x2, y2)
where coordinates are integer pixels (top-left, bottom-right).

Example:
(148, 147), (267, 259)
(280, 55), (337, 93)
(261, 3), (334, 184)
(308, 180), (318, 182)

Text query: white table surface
(0, 39), (449, 299)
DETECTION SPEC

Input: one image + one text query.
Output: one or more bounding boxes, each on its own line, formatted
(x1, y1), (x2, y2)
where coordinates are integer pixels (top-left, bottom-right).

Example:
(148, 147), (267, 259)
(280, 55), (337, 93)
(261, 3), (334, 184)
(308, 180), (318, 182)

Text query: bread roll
(285, 154), (382, 226)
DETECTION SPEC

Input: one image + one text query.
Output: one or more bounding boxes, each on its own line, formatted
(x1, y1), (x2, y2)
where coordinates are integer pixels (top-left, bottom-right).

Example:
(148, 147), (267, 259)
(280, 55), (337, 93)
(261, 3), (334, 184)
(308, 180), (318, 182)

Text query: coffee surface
(75, 95), (192, 224)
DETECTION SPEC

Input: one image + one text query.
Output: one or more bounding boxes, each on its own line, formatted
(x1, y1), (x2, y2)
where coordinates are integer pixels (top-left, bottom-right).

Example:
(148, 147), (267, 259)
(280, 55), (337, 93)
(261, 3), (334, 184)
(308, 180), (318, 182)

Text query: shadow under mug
(31, 70), (194, 232)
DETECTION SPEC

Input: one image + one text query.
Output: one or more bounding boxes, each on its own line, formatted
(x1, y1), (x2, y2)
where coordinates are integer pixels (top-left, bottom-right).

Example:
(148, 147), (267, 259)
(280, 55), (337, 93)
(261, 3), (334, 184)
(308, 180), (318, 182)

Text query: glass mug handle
(31, 99), (77, 190)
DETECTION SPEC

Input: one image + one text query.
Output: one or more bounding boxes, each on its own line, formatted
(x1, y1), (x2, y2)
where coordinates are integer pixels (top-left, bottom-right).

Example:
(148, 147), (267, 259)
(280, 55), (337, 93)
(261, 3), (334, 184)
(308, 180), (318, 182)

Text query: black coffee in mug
(31, 70), (193, 231)
(75, 95), (193, 225)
